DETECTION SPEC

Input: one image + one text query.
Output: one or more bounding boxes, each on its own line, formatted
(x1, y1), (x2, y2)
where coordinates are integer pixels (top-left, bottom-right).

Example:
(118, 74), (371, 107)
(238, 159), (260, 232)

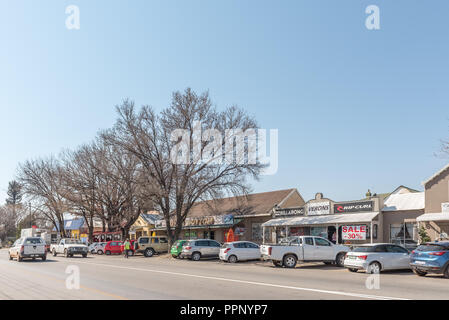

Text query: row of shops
(47, 163), (449, 248)
(132, 163), (449, 248)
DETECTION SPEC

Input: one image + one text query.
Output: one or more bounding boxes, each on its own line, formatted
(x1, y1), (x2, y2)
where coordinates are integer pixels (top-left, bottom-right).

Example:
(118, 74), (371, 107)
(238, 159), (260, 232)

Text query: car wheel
(64, 249), (69, 258)
(336, 253), (346, 267)
(348, 268), (358, 273)
(8, 252), (12, 261)
(144, 248), (155, 257)
(283, 254), (297, 268)
(192, 252), (201, 261)
(413, 269), (427, 277)
(444, 267), (449, 279)
(105, 250), (111, 255)
(52, 249), (57, 257)
(272, 260), (282, 267)
(17, 255), (22, 262)
(42, 255), (47, 261)
(82, 254), (87, 258)
(324, 262), (333, 265)
(228, 255), (238, 263)
(97, 250), (103, 255)
(366, 262), (381, 274)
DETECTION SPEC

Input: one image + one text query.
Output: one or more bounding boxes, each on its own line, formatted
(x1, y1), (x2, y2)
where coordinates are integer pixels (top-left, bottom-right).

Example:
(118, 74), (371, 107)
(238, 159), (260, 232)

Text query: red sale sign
(342, 225), (367, 240)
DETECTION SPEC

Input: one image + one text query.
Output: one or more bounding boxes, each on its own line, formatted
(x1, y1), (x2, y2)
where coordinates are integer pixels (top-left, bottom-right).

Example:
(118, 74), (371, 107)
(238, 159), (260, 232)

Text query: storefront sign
(307, 201), (331, 216)
(342, 225), (367, 240)
(274, 207), (305, 217)
(442, 203), (449, 213)
(155, 214), (233, 228)
(334, 201), (374, 214)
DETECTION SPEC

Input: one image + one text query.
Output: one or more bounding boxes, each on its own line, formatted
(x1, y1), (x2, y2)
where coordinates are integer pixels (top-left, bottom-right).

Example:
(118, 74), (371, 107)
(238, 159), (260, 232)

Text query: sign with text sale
(342, 225), (367, 240)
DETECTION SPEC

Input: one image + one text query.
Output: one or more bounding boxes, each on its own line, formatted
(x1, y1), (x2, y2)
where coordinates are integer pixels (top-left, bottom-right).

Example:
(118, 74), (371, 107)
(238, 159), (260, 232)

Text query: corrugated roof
(382, 192), (425, 211)
(262, 211), (380, 227)
(188, 189), (301, 217)
(417, 212), (449, 222)
(140, 213), (163, 224)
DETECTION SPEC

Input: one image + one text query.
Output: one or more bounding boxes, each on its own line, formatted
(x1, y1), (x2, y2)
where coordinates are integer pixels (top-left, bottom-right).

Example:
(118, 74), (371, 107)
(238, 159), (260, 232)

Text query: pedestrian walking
(124, 239), (131, 259)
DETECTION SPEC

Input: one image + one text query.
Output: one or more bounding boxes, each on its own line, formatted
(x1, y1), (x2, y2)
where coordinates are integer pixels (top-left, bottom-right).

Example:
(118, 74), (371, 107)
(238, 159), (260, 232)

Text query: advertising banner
(342, 225), (367, 240)
(307, 201), (331, 216)
(334, 201), (374, 214)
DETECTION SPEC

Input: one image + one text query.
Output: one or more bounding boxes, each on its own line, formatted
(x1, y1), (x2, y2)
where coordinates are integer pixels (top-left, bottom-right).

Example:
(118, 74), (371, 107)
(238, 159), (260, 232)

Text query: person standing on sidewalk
(124, 239), (131, 259)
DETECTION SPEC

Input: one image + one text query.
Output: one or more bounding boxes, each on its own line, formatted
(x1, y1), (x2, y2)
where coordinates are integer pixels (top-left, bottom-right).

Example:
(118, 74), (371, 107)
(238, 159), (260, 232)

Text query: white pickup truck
(50, 238), (88, 258)
(260, 236), (350, 268)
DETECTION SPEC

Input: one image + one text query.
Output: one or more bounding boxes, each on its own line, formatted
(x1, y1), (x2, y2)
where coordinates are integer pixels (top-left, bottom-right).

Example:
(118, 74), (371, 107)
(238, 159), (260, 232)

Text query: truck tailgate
(24, 244), (45, 255)
(260, 245), (272, 256)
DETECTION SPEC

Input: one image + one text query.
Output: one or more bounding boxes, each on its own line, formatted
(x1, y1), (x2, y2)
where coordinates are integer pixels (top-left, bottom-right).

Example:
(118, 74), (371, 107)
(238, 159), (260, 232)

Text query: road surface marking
(0, 259), (128, 300)
(68, 260), (409, 300)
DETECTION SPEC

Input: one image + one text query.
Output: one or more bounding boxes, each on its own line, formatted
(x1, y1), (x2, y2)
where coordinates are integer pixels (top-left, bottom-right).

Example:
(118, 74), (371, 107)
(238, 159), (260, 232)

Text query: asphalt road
(0, 248), (448, 300)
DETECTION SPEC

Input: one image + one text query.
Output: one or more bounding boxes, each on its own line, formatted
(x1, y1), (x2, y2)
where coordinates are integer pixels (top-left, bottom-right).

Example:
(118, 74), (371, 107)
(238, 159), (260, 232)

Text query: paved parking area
(0, 249), (448, 300)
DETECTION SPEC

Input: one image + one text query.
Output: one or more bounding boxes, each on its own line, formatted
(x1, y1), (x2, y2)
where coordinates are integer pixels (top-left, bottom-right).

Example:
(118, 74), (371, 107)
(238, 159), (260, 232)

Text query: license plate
(414, 261), (426, 265)
(347, 256), (356, 259)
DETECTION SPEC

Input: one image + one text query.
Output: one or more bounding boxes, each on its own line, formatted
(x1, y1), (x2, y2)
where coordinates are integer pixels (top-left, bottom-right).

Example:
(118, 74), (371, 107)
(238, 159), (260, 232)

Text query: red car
(104, 241), (123, 255)
(120, 240), (137, 256)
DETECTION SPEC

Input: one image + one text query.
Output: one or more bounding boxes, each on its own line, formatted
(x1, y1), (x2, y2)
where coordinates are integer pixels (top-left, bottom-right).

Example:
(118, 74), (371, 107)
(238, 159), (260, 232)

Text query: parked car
(104, 241), (124, 255)
(95, 242), (107, 255)
(120, 240), (137, 256)
(181, 239), (221, 261)
(410, 242), (449, 278)
(220, 241), (261, 263)
(88, 242), (106, 254)
(135, 236), (169, 257)
(260, 236), (349, 268)
(8, 237), (47, 262)
(171, 240), (188, 258)
(50, 238), (89, 258)
(344, 243), (411, 273)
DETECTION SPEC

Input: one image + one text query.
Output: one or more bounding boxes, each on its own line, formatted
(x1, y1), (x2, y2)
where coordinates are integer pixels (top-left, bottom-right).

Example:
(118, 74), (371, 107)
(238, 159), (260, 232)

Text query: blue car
(410, 242), (449, 278)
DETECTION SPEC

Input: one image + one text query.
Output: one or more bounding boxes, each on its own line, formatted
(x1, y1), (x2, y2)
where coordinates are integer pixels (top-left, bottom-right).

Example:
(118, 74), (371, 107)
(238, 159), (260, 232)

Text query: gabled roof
(423, 163), (449, 188)
(140, 212), (163, 224)
(188, 189), (304, 218)
(382, 192), (425, 212)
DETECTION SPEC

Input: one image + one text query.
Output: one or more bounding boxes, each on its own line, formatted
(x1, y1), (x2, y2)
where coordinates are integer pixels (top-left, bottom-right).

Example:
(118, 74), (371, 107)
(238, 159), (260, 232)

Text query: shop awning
(416, 212), (449, 222)
(262, 211), (380, 227)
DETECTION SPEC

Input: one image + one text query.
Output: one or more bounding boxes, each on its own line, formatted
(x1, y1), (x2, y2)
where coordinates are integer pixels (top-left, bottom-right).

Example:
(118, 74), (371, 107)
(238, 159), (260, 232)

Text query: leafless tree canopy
(103, 88), (264, 244)
(15, 88), (263, 244)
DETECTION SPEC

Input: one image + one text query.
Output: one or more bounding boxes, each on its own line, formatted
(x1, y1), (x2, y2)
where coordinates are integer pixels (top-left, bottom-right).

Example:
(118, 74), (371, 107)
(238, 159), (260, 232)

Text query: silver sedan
(344, 243), (411, 273)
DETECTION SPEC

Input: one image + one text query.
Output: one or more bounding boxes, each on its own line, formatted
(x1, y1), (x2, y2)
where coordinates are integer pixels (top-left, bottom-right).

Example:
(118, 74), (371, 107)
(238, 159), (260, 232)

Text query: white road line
(67, 259), (409, 300)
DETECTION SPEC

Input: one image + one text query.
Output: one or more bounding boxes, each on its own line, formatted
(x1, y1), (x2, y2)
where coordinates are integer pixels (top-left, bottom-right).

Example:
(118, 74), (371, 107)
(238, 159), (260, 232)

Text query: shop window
(390, 223), (417, 248)
(365, 224), (378, 240)
(252, 223), (263, 242)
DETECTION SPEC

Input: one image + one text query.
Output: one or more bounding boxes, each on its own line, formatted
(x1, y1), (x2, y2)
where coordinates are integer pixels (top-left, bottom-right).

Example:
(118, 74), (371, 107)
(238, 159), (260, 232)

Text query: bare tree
(18, 157), (69, 237)
(103, 88), (264, 245)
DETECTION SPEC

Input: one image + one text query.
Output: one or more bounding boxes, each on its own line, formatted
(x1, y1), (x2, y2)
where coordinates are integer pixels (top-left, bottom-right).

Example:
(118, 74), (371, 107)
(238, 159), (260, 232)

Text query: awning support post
(336, 224), (339, 244)
(262, 226), (265, 244)
(370, 222), (373, 244)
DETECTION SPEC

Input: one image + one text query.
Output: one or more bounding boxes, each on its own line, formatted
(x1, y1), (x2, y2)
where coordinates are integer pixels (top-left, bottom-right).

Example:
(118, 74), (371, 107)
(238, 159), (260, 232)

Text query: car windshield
(25, 238), (43, 244)
(66, 239), (83, 244)
(416, 244), (449, 252)
(351, 246), (376, 252)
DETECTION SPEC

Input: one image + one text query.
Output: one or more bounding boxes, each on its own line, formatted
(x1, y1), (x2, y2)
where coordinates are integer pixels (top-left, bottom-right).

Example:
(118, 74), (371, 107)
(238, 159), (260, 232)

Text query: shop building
(262, 191), (385, 245)
(129, 211), (163, 240)
(417, 163), (449, 241)
(382, 190), (424, 249)
(151, 189), (305, 243)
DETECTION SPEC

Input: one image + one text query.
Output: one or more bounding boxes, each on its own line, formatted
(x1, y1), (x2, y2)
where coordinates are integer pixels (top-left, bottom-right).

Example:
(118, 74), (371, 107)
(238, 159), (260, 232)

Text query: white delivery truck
(260, 236), (350, 268)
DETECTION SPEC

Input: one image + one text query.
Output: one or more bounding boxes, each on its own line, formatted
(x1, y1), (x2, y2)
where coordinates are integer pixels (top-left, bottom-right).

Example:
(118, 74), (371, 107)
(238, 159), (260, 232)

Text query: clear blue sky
(1, 0), (448, 203)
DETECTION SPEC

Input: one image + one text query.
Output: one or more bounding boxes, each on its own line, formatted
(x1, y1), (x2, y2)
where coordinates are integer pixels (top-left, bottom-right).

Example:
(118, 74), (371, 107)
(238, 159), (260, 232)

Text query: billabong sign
(274, 207), (305, 217)
(334, 201), (374, 214)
